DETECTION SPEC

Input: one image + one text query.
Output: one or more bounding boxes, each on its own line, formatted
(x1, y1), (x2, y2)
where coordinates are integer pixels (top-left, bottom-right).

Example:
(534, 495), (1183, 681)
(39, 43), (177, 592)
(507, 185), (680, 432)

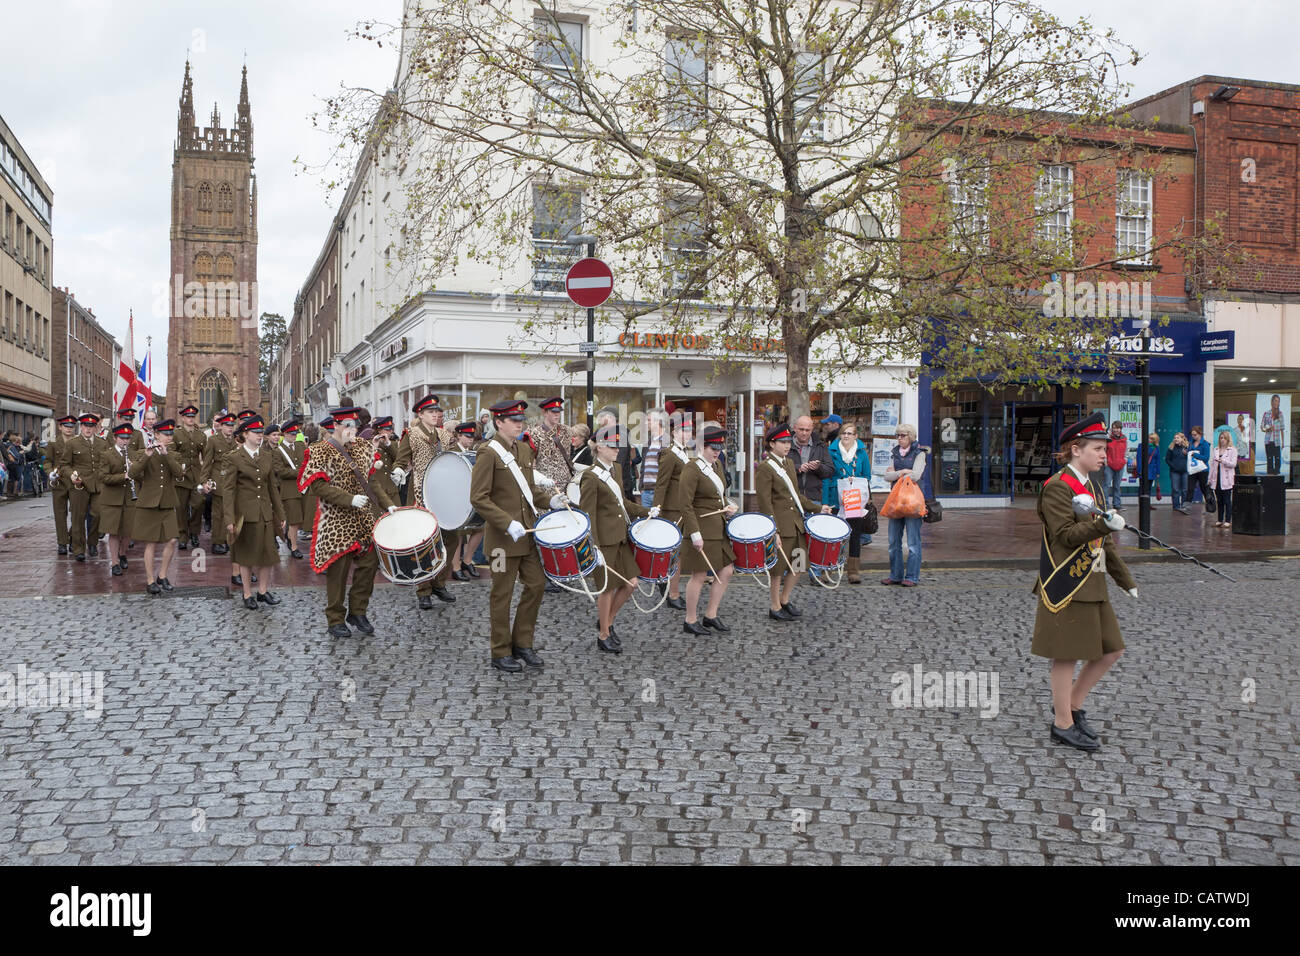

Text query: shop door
(727, 392), (746, 500)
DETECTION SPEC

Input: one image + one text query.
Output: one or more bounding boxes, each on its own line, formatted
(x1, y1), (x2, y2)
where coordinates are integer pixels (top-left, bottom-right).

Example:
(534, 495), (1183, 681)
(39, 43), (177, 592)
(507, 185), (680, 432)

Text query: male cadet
(470, 399), (566, 673)
(200, 412), (238, 554)
(172, 403), (206, 551)
(372, 416), (397, 472)
(273, 420), (307, 558)
(116, 406), (145, 451)
(531, 397), (574, 593)
(60, 413), (109, 561)
(393, 394), (458, 610)
(97, 420), (136, 576)
(49, 414), (77, 554)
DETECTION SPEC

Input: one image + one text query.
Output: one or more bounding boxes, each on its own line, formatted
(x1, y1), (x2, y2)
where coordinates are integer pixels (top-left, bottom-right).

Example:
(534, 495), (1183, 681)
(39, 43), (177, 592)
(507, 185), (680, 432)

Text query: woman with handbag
(1187, 426), (1213, 511)
(822, 422), (873, 584)
(880, 424), (931, 588)
(1209, 430), (1238, 529)
(1165, 433), (1189, 512)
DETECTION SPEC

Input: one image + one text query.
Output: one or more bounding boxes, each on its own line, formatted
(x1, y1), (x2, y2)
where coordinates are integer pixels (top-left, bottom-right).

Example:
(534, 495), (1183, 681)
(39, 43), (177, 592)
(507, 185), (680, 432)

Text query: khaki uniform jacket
(172, 425), (206, 489)
(47, 436), (66, 490)
(651, 444), (691, 513)
(58, 434), (110, 493)
(1032, 472), (1136, 602)
(579, 462), (649, 551)
(97, 442), (135, 507)
(128, 448), (184, 509)
(680, 457), (730, 542)
(469, 434), (554, 558)
(757, 454), (821, 537)
(272, 440), (305, 503)
(220, 445), (284, 527)
(127, 429), (146, 453)
(199, 433), (236, 490)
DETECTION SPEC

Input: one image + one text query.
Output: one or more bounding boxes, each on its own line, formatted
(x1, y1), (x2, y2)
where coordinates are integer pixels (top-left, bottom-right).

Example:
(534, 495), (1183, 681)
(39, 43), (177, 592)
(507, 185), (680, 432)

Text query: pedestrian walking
(1209, 430), (1238, 529)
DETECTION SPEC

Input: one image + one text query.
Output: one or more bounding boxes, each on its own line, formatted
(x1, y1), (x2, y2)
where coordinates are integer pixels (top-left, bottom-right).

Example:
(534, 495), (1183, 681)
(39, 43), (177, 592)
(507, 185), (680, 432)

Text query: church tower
(168, 61), (259, 424)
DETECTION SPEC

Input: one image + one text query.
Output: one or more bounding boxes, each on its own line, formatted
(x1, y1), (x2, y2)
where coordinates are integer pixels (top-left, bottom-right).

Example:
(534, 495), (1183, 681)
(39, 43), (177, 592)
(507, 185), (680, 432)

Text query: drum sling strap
(768, 456), (807, 531)
(593, 463), (631, 523)
(486, 439), (539, 518)
(1036, 469), (1104, 614)
(327, 437), (380, 520)
(694, 457), (725, 503)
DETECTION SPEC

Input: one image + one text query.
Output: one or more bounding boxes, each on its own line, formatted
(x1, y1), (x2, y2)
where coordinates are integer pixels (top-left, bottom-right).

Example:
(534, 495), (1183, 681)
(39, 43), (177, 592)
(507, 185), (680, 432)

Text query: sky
(2, 0), (1298, 393)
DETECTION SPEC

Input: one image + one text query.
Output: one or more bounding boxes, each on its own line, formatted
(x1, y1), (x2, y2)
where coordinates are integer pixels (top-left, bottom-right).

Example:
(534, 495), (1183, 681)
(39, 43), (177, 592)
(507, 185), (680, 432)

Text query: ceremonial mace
(1071, 494), (1237, 582)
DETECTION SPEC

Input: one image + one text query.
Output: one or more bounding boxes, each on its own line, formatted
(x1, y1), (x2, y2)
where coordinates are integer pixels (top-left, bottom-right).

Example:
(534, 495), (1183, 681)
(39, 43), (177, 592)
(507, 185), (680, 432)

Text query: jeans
(1216, 481), (1233, 524)
(1266, 443), (1282, 475)
(640, 489), (655, 509)
(888, 517), (922, 583)
(1170, 471), (1187, 509)
(1105, 465), (1125, 505)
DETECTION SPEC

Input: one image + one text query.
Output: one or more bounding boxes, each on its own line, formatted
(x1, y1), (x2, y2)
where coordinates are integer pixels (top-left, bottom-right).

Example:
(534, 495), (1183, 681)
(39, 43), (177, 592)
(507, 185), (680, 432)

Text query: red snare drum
(804, 513), (851, 571)
(628, 517), (681, 582)
(727, 512), (778, 573)
(534, 509), (598, 582)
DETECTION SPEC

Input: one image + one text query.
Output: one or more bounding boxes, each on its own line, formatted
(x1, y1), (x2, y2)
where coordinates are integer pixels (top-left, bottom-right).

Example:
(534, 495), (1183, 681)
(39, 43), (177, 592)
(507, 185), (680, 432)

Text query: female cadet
(651, 412), (693, 610)
(678, 426), (738, 635)
(129, 419), (185, 595)
(222, 416), (285, 610)
(449, 420), (485, 580)
(580, 424), (652, 654)
(757, 422), (832, 622)
(274, 421), (307, 558)
(1031, 412), (1137, 752)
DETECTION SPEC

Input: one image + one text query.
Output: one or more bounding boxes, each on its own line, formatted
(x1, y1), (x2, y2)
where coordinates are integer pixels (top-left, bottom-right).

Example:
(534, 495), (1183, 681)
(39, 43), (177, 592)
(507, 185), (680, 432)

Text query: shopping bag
(837, 477), (870, 519)
(1155, 480), (1162, 502)
(879, 474), (927, 519)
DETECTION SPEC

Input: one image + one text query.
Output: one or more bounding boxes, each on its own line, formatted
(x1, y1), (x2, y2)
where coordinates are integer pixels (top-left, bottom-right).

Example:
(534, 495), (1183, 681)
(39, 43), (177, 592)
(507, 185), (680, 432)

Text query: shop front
(920, 316), (1208, 502)
(1211, 368), (1297, 486)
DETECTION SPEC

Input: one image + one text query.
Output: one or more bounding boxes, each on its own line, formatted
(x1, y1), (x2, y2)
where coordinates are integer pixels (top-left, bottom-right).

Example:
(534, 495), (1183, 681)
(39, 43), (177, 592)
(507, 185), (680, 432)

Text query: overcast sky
(2, 1), (1297, 393)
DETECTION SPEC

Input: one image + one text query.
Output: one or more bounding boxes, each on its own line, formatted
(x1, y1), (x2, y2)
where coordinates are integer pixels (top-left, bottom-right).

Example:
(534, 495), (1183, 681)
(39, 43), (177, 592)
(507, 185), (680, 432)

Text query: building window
(947, 162), (989, 252)
(793, 51), (827, 141)
(1036, 165), (1074, 247)
(1116, 170), (1153, 265)
(197, 182), (213, 227)
(665, 193), (707, 300)
(195, 253), (214, 284)
(664, 35), (708, 129)
(217, 183), (234, 228)
(534, 17), (583, 112)
(198, 368), (229, 424)
(532, 185), (583, 292)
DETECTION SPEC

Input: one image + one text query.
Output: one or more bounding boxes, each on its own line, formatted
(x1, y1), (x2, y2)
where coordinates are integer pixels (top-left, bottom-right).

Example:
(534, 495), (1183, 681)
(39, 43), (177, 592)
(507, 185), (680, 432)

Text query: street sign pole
(1139, 326), (1151, 550)
(586, 240), (596, 434)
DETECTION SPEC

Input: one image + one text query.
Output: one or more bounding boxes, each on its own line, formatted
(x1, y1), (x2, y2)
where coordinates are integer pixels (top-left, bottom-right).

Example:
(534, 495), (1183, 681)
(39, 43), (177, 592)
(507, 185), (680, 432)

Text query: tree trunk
(784, 325), (811, 423)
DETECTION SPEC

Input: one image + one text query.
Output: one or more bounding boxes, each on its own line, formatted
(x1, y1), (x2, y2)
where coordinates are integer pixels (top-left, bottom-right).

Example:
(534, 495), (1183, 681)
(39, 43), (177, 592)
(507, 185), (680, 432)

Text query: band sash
(1036, 469), (1104, 614)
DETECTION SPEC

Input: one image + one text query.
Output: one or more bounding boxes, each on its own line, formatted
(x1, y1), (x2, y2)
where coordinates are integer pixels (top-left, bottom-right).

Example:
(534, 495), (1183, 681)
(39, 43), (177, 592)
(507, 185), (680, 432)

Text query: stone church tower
(167, 61), (259, 424)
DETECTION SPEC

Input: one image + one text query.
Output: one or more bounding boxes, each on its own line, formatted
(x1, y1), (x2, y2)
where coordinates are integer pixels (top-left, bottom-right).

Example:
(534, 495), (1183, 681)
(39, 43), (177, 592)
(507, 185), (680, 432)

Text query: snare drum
(422, 451), (482, 530)
(534, 508), (598, 582)
(628, 517), (682, 583)
(371, 506), (445, 585)
(804, 513), (851, 571)
(727, 512), (778, 573)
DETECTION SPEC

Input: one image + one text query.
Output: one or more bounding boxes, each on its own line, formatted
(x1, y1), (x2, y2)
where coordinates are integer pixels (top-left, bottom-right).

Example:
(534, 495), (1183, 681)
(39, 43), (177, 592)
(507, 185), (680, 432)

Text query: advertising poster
(1255, 393), (1292, 475)
(1225, 412), (1253, 475)
(871, 398), (900, 434)
(871, 437), (893, 492)
(1108, 395), (1156, 487)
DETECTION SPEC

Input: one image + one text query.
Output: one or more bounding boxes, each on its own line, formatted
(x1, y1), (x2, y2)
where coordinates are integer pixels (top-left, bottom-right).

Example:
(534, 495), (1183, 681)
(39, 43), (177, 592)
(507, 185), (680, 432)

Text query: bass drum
(422, 451), (483, 531)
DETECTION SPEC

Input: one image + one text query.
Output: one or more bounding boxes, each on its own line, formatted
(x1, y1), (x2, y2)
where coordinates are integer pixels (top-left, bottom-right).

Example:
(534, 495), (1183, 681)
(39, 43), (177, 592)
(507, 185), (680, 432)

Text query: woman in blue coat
(822, 422), (872, 583)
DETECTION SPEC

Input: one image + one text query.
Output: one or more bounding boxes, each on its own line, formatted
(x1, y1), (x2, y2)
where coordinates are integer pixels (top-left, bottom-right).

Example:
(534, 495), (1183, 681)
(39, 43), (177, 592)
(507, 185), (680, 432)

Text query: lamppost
(1136, 319), (1152, 549)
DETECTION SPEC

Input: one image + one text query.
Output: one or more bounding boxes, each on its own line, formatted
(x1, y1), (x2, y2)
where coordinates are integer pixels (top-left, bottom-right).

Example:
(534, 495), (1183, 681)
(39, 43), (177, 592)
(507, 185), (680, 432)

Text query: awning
(0, 396), (55, 418)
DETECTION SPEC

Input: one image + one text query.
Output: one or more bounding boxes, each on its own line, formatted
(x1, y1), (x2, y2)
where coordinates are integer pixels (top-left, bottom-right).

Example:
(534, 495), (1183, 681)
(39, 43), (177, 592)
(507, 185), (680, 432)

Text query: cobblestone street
(2, 558), (1296, 865)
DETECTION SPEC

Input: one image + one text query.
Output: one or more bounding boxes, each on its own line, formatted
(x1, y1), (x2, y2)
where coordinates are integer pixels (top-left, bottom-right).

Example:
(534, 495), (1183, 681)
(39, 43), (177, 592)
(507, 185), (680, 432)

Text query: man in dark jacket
(790, 416), (834, 503)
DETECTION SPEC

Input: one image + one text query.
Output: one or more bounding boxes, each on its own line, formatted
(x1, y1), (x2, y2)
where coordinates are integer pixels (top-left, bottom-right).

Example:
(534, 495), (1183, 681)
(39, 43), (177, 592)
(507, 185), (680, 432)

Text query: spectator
(1187, 426), (1212, 512)
(880, 423), (930, 587)
(790, 415), (833, 503)
(1104, 421), (1127, 509)
(819, 413), (842, 445)
(1141, 432), (1161, 505)
(823, 421), (872, 584)
(639, 411), (668, 509)
(2, 432), (25, 497)
(1165, 432), (1189, 513)
(477, 409), (494, 441)
(570, 423), (591, 463)
(24, 432), (44, 498)
(1209, 430), (1238, 529)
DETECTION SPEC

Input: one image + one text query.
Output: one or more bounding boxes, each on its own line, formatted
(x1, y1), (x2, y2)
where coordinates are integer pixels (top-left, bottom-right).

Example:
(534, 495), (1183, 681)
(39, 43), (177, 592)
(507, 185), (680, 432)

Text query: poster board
(1108, 395), (1156, 487)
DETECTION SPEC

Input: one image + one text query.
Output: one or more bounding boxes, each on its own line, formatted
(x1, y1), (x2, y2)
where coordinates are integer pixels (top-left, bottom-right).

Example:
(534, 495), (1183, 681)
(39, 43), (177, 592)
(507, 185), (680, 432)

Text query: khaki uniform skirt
(283, 496), (305, 527)
(682, 536), (734, 575)
(99, 503), (131, 539)
(132, 506), (178, 543)
(774, 532), (804, 576)
(596, 538), (639, 594)
(1031, 598), (1125, 661)
(233, 518), (278, 567)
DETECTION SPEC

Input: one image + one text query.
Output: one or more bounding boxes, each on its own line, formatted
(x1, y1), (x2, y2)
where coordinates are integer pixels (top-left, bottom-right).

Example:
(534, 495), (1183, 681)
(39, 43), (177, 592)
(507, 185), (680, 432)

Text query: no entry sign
(565, 257), (614, 308)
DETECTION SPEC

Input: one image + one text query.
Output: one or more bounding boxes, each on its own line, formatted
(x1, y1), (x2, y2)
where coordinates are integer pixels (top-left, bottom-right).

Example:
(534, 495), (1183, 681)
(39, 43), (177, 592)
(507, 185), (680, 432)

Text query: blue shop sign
(1196, 330), (1235, 360)
(1105, 318), (1207, 374)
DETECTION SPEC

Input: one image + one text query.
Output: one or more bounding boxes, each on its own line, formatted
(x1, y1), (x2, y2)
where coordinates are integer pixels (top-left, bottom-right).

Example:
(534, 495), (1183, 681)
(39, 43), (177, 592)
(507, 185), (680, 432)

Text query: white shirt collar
(1066, 462), (1090, 484)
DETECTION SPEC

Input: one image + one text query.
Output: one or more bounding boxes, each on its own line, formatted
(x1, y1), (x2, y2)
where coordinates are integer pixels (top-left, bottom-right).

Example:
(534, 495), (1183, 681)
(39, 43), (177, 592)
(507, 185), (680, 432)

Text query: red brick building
(50, 287), (118, 421)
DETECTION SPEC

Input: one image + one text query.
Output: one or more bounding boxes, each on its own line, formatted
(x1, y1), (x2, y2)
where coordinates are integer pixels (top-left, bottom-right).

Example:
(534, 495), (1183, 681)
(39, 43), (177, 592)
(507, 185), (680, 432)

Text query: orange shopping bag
(879, 474), (927, 519)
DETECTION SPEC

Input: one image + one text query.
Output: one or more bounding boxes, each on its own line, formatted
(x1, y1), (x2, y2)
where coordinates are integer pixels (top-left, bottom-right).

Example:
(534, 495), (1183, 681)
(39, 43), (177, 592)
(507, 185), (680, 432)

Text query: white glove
(507, 520), (526, 541)
(593, 548), (605, 565)
(648, 506), (661, 519)
(691, 532), (704, 551)
(350, 494), (369, 508)
(535, 472), (556, 488)
(1103, 510), (1125, 532)
(549, 494), (568, 510)
(1126, 588), (1138, 599)
(390, 467), (407, 486)
(388, 505), (398, 513)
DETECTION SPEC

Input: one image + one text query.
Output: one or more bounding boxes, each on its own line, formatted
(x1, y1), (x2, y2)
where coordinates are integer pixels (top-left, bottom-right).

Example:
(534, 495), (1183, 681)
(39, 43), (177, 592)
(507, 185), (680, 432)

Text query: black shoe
(212, 543), (227, 554)
(683, 620), (709, 635)
(119, 556), (127, 570)
(1053, 707), (1099, 741)
(58, 544), (67, 556)
(243, 596), (258, 610)
(656, 581), (667, 594)
(177, 539), (188, 551)
(451, 568), (470, 582)
(514, 647), (544, 668)
(328, 623), (351, 638)
(89, 545), (99, 557)
(703, 615), (730, 632)
(147, 582), (162, 596)
(75, 553), (86, 562)
(596, 636), (623, 654)
(290, 549), (304, 559)
(665, 596), (687, 610)
(545, 581), (564, 593)
(190, 535), (200, 548)
(257, 591), (281, 606)
(159, 578), (173, 591)
(345, 613), (374, 634)
(231, 575), (242, 587)
(465, 563), (480, 579)
(418, 595), (434, 610)
(1050, 723), (1099, 751)
(768, 607), (796, 621)
(110, 565), (123, 577)
(432, 586), (455, 603)
(491, 655), (523, 672)
(781, 602), (801, 618)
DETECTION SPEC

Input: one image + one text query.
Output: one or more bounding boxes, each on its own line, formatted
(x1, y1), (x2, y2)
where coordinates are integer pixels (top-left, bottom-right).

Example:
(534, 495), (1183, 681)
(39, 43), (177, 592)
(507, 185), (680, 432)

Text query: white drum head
(423, 453), (475, 529)
(806, 513), (851, 540)
(728, 512), (776, 541)
(373, 507), (439, 549)
(631, 517), (681, 549)
(535, 508), (589, 544)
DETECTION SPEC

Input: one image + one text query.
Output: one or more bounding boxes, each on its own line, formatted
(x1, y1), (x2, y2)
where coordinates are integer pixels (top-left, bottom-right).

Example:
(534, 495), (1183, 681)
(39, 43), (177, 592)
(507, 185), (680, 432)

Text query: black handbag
(1204, 487), (1217, 513)
(862, 496), (879, 534)
(923, 498), (943, 523)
